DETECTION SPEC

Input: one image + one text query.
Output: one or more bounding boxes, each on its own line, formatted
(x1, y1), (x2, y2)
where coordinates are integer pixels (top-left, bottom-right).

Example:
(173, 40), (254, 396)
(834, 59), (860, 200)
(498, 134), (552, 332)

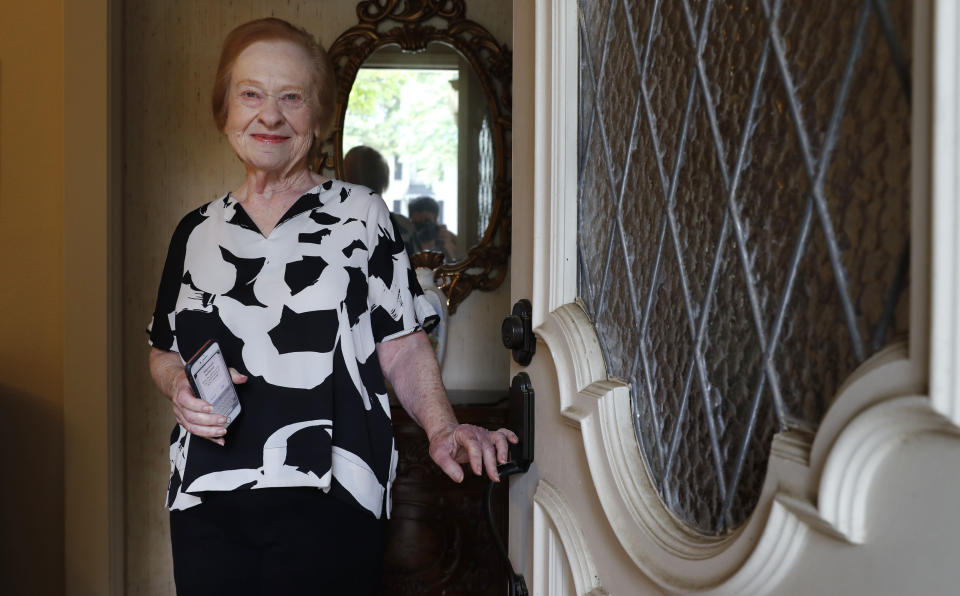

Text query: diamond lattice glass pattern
(577, 0), (911, 534)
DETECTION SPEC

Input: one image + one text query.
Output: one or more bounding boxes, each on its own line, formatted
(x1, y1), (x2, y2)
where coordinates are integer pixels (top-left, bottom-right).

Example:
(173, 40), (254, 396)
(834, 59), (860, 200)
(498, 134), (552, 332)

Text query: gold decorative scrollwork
(321, 0), (512, 314)
(356, 0), (466, 24)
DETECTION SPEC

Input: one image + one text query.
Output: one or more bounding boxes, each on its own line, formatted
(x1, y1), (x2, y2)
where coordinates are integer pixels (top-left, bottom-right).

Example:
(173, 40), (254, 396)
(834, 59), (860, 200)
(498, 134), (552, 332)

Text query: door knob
(502, 299), (535, 365)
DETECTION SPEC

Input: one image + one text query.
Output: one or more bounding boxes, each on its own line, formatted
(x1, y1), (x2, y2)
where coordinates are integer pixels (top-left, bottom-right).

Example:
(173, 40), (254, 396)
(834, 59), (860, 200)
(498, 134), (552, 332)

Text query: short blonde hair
(211, 18), (336, 140)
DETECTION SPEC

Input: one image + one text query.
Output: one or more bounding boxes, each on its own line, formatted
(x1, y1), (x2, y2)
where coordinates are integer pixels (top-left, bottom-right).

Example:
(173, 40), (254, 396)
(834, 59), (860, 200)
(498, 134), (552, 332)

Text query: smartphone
(184, 340), (242, 426)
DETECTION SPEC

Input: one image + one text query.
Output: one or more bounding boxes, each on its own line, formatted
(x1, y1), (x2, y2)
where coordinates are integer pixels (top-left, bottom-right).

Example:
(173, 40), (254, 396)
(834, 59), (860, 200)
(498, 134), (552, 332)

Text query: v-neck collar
(223, 179), (336, 238)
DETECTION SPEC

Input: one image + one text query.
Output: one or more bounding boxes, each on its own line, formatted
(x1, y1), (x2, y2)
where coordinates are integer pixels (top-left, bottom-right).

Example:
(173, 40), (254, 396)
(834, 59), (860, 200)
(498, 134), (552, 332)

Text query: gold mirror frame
(319, 0), (512, 314)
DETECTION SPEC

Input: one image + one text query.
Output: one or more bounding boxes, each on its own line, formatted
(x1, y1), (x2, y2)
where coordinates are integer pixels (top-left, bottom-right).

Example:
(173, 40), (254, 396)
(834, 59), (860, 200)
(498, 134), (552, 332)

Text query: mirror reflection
(342, 43), (494, 263)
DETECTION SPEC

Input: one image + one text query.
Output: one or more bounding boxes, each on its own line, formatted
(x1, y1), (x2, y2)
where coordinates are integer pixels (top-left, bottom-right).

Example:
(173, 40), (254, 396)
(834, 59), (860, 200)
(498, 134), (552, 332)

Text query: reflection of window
(477, 116), (494, 239)
(577, 0), (911, 535)
(343, 66), (460, 234)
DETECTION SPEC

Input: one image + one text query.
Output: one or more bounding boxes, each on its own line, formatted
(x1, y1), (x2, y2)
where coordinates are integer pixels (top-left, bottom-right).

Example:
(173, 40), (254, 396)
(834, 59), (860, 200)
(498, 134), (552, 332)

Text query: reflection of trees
(345, 70), (458, 185)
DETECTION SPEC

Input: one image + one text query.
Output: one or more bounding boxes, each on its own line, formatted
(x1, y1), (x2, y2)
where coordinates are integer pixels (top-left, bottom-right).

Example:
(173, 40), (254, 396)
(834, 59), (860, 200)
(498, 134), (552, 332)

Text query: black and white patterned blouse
(148, 179), (437, 518)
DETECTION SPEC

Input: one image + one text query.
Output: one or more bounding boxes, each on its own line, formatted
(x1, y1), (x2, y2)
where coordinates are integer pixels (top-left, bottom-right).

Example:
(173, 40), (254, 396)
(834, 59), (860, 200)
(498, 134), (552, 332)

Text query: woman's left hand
(377, 331), (520, 483)
(428, 424), (519, 483)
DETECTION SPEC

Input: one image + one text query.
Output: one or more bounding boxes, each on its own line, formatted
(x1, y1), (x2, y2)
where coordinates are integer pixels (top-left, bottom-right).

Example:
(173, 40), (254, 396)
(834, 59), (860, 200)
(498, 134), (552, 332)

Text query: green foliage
(344, 68), (458, 187)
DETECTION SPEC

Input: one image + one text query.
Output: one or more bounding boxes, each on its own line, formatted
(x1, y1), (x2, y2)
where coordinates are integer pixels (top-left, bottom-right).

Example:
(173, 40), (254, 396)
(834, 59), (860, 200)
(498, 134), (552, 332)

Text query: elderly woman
(147, 18), (516, 595)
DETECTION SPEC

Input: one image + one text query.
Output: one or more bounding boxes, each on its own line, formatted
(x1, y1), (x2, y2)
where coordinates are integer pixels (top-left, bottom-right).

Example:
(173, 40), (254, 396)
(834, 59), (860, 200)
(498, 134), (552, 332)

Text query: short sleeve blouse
(147, 180), (438, 518)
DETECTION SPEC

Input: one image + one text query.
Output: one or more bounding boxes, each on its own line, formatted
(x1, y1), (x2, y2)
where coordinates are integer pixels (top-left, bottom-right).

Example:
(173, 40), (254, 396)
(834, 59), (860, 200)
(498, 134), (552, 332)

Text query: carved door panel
(509, 1), (960, 594)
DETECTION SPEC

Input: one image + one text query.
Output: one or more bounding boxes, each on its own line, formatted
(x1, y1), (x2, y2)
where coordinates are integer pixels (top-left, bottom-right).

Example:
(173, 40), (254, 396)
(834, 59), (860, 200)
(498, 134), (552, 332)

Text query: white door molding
(531, 0), (579, 327)
(527, 0), (960, 592)
(533, 480), (608, 596)
(928, 0), (960, 426)
(537, 307), (934, 592)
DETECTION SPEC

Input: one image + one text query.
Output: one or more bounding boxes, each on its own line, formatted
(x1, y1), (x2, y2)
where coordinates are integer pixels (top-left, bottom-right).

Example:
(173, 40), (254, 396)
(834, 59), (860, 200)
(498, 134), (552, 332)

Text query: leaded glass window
(577, 0), (911, 534)
(478, 115), (494, 239)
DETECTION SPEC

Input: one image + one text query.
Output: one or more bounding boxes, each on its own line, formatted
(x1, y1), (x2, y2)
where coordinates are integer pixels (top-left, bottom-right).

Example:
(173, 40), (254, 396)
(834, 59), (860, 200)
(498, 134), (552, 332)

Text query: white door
(508, 1), (960, 594)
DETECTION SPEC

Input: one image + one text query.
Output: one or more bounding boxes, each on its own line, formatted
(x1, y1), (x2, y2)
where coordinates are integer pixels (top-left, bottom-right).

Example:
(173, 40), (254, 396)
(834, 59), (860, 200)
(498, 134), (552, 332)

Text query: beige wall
(63, 0), (116, 593)
(0, 3), (66, 595)
(2, 1), (128, 593)
(122, 1), (512, 592)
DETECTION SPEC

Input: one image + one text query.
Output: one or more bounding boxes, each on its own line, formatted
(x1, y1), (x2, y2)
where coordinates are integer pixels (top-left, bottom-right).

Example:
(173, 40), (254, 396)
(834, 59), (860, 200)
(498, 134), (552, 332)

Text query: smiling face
(224, 40), (320, 176)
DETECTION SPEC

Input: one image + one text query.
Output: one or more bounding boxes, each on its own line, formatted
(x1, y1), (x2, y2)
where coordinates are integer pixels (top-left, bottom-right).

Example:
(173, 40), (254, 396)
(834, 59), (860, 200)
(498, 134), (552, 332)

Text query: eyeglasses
(233, 86), (309, 111)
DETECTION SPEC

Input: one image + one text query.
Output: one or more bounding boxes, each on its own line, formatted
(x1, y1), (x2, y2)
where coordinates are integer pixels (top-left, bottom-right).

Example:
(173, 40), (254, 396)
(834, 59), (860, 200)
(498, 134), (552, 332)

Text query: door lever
(485, 373), (534, 596)
(507, 372), (534, 472)
(502, 299), (535, 365)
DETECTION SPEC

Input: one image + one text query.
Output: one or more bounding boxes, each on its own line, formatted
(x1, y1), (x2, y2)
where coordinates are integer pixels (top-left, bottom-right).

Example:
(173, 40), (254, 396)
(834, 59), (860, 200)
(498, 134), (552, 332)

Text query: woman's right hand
(150, 348), (247, 446)
(170, 368), (247, 446)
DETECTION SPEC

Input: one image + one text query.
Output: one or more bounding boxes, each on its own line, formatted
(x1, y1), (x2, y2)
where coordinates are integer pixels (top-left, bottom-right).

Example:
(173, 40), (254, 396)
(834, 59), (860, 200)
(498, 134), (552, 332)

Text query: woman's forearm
(376, 330), (458, 440)
(377, 329), (518, 483)
(149, 347), (184, 401)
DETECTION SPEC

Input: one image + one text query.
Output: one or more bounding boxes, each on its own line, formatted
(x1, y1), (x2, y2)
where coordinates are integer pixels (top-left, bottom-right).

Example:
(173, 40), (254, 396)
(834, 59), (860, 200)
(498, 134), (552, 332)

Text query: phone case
(184, 340), (242, 426)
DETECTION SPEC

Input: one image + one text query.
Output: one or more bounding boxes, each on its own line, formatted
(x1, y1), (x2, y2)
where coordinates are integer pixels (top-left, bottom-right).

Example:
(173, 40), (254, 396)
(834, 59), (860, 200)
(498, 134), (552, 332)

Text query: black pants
(170, 488), (387, 596)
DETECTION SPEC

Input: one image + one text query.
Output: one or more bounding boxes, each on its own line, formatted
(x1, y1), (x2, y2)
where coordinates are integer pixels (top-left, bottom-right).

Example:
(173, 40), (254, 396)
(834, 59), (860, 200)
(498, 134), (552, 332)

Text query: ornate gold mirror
(319, 0), (511, 314)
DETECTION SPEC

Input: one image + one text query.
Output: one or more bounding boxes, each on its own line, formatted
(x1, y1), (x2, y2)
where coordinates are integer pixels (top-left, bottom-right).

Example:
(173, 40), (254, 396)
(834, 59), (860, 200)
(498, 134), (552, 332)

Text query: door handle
(507, 372), (534, 472)
(484, 372), (534, 596)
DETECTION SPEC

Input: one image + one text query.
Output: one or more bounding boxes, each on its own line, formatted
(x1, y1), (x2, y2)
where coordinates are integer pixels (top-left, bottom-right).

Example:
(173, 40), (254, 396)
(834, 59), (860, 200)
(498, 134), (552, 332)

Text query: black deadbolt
(502, 299), (535, 366)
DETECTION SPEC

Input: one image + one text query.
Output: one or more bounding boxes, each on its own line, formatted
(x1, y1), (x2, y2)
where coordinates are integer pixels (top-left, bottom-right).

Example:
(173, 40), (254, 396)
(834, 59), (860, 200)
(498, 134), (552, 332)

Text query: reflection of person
(146, 18), (516, 595)
(343, 145), (415, 254)
(409, 195), (458, 259)
(343, 145), (389, 195)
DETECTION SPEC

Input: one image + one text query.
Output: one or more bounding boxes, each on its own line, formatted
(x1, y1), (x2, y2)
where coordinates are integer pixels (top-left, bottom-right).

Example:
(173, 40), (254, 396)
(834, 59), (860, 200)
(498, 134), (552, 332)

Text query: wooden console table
(379, 402), (510, 595)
